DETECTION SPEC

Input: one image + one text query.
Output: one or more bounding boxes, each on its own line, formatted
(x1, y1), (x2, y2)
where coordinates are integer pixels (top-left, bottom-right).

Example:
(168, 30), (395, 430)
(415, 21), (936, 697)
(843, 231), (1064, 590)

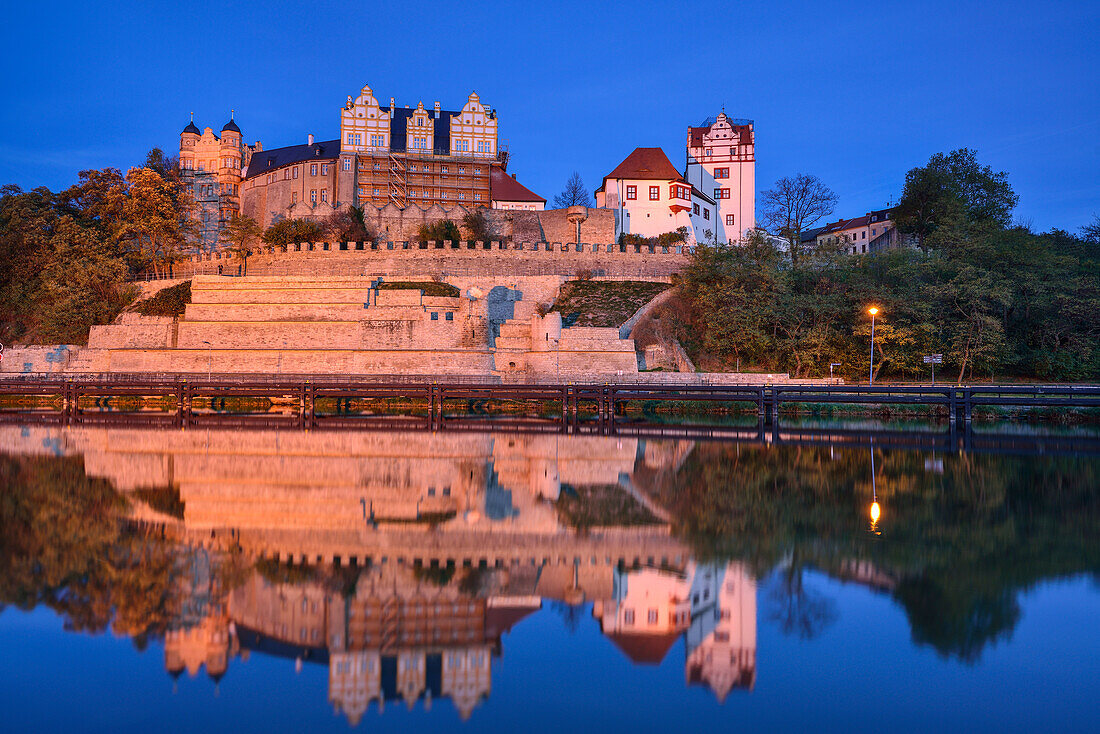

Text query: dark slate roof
(222, 118), (241, 133)
(801, 225), (827, 243)
(183, 121), (201, 135)
(381, 106), (455, 155)
(244, 139), (341, 179)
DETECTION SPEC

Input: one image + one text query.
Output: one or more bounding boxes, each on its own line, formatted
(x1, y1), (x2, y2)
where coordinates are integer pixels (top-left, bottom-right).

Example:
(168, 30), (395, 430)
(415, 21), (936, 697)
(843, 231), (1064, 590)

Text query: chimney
(434, 101), (440, 118)
(390, 96), (395, 110)
(512, 173), (517, 179)
(307, 133), (314, 145)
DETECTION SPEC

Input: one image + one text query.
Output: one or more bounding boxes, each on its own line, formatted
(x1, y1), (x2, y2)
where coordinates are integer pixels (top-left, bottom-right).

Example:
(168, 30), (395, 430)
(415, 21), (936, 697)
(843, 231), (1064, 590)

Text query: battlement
(171, 240), (692, 279)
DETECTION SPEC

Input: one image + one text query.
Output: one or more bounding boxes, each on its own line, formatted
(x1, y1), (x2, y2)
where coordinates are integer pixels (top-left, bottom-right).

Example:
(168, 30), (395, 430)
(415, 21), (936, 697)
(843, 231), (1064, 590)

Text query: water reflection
(0, 423), (1097, 726)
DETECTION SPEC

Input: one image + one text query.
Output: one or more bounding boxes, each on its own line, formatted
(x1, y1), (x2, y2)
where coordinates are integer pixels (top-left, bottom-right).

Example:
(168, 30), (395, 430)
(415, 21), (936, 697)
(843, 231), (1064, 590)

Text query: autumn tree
(553, 171), (593, 208)
(759, 174), (839, 262)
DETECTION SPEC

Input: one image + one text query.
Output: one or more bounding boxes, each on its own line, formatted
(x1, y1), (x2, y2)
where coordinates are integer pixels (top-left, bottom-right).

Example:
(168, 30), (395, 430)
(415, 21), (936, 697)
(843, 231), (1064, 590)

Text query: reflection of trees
(765, 557), (837, 640)
(0, 455), (178, 646)
(651, 443), (1100, 662)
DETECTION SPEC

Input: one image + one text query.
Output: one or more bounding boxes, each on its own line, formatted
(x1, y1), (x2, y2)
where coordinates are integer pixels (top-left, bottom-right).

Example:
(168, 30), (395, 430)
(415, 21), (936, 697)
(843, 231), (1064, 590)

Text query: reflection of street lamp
(829, 362), (840, 380)
(867, 307), (879, 386)
(869, 445), (882, 535)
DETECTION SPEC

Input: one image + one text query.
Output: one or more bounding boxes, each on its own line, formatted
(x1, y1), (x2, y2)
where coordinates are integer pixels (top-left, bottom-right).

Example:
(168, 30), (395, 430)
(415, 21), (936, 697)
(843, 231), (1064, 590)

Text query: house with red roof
(817, 207), (912, 255)
(489, 167), (545, 210)
(595, 147), (716, 244)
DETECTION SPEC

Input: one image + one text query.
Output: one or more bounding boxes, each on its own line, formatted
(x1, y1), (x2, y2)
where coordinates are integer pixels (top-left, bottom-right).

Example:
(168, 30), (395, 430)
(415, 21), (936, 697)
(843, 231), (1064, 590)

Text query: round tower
(179, 113), (200, 172)
(218, 112), (243, 217)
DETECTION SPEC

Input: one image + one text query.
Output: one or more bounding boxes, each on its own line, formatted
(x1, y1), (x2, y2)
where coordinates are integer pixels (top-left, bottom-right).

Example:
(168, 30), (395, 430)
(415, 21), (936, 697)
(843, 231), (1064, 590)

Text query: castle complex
(596, 113), (755, 245)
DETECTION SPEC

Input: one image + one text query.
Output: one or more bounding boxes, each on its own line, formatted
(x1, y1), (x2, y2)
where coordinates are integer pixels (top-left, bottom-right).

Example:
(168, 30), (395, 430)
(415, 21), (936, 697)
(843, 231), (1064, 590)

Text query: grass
(378, 281), (460, 297)
(550, 280), (670, 328)
(130, 281), (192, 317)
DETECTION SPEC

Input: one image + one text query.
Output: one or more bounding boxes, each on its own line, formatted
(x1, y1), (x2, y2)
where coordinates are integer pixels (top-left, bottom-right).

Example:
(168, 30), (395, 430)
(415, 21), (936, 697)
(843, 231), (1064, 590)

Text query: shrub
(418, 219), (461, 242)
(131, 280), (191, 317)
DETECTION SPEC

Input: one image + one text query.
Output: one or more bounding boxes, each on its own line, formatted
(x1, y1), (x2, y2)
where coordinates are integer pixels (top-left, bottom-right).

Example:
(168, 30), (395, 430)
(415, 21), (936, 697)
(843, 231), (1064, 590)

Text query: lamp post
(867, 307), (879, 386)
(202, 340), (212, 382)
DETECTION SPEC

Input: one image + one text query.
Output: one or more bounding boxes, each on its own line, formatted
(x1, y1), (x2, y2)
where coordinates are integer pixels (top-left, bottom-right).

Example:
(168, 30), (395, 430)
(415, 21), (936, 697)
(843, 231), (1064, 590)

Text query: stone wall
(172, 236), (689, 279)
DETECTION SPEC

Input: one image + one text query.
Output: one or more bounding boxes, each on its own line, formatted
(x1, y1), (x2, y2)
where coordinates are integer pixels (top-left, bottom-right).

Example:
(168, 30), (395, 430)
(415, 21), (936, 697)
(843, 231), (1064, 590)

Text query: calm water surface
(0, 421), (1097, 733)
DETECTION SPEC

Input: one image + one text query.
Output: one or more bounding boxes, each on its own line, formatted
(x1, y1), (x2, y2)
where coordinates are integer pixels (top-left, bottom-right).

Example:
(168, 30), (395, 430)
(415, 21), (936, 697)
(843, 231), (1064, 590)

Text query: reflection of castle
(595, 561), (756, 699)
(2, 424), (757, 716)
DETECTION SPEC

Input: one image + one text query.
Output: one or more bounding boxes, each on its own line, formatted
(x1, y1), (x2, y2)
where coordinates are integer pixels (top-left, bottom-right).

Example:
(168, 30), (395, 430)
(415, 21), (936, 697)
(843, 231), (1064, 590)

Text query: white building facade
(684, 113), (755, 244)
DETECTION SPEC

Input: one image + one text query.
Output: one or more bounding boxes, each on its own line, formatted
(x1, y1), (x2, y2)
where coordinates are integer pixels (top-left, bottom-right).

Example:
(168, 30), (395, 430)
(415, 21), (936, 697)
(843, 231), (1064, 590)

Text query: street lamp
(202, 340), (212, 382)
(867, 307), (879, 386)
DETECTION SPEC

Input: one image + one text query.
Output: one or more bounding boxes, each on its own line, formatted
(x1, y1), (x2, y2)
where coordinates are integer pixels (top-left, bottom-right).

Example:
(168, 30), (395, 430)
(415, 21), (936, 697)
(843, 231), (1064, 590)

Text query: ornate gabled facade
(684, 113), (755, 244)
(235, 84), (529, 231)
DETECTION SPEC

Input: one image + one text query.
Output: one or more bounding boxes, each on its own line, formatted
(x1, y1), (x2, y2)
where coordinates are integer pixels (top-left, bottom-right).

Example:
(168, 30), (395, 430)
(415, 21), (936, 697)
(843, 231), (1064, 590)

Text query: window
(703, 208), (710, 220)
(321, 164), (328, 175)
(714, 167), (729, 179)
(445, 312), (454, 321)
(458, 166), (466, 174)
(310, 190), (317, 203)
(342, 159), (351, 171)
(862, 231), (866, 239)
(431, 312), (439, 321)
(440, 165), (448, 173)
(693, 203), (700, 215)
(320, 189), (327, 202)
(291, 192), (297, 203)
(370, 134), (384, 147)
(649, 186), (659, 200)
(284, 169), (290, 180)
(310, 164), (318, 176)
(871, 227), (877, 236)
(292, 167), (299, 179)
(458, 192), (466, 200)
(714, 188), (730, 199)
(626, 185), (637, 200)
(474, 192), (482, 201)
(624, 609), (635, 625)
(648, 609), (658, 624)
(726, 214), (735, 226)
(705, 148), (712, 157)
(476, 140), (491, 153)
(455, 139), (470, 152)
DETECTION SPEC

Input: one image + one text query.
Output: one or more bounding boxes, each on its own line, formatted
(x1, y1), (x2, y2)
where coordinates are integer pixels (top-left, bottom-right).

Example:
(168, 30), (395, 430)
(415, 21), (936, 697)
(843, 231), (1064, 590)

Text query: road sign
(923, 354), (943, 364)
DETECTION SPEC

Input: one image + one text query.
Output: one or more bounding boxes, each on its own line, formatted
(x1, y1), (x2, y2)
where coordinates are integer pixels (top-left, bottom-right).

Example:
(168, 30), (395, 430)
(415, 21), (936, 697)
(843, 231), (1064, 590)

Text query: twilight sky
(1, 0), (1097, 232)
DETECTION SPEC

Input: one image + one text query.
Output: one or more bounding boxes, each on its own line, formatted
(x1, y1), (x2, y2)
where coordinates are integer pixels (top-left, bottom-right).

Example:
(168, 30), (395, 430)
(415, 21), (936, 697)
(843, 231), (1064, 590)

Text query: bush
(263, 218), (325, 247)
(418, 219), (461, 242)
(462, 208), (493, 243)
(378, 281), (460, 297)
(131, 280), (191, 317)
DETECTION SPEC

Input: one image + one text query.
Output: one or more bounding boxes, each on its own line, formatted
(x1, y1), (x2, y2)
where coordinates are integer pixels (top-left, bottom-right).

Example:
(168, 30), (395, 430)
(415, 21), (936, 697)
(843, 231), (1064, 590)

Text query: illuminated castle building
(178, 113), (262, 250)
(236, 84), (543, 230)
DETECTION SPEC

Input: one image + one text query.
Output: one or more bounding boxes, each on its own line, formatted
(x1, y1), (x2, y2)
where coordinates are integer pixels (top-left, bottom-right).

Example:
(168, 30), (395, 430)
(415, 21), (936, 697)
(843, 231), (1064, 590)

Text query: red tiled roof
(688, 121), (753, 148)
(604, 147), (684, 182)
(490, 167), (545, 203)
(606, 631), (680, 665)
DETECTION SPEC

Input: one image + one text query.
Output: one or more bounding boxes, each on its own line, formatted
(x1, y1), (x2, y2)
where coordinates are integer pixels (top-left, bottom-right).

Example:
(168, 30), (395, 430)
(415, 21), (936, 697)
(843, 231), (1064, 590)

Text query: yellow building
(237, 83), (517, 230)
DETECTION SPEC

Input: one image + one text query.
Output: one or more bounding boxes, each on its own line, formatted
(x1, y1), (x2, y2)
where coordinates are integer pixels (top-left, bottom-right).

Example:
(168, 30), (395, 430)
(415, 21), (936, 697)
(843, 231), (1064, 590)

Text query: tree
(1083, 214), (1100, 245)
(223, 215), (263, 276)
(553, 171), (593, 208)
(462, 208), (493, 243)
(417, 219), (461, 242)
(262, 218), (324, 248)
(324, 205), (372, 243)
(759, 174), (838, 262)
(894, 148), (1018, 251)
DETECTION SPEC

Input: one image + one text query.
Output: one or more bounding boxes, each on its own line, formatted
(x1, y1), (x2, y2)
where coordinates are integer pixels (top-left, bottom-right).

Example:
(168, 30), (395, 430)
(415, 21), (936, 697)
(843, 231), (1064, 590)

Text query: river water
(0, 421), (1097, 733)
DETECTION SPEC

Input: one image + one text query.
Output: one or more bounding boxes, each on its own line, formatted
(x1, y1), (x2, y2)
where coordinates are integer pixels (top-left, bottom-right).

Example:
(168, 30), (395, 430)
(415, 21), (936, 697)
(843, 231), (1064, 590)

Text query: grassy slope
(550, 280), (669, 328)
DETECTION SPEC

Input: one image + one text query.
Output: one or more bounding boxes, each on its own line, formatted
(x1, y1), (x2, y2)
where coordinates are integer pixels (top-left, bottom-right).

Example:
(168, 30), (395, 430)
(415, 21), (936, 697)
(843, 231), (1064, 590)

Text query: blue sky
(1, 0), (1097, 231)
